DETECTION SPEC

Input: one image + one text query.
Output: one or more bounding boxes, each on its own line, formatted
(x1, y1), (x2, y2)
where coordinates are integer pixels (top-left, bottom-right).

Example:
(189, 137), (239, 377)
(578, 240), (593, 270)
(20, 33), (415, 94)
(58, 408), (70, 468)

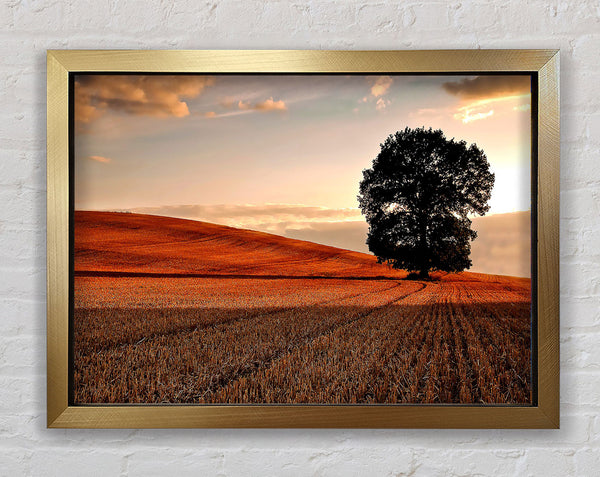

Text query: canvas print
(73, 73), (533, 404)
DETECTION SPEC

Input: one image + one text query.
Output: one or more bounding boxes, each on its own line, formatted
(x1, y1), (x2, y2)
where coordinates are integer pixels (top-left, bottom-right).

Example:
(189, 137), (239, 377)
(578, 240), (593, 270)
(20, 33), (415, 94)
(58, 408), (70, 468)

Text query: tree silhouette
(358, 127), (494, 279)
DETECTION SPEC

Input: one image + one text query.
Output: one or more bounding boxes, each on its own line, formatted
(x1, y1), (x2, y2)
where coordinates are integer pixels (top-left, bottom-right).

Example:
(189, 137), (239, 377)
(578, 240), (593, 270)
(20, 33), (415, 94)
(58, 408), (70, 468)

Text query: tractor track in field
(196, 282), (429, 401)
(74, 270), (403, 281)
(80, 279), (414, 353)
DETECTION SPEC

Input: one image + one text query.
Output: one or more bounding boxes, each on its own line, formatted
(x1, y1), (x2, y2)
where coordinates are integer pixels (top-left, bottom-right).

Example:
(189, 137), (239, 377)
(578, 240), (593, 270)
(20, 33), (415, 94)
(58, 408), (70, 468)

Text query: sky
(74, 73), (532, 276)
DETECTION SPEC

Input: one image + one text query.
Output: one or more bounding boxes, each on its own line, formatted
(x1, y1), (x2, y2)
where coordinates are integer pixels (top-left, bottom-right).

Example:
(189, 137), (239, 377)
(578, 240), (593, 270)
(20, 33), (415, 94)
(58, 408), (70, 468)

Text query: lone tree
(358, 127), (494, 279)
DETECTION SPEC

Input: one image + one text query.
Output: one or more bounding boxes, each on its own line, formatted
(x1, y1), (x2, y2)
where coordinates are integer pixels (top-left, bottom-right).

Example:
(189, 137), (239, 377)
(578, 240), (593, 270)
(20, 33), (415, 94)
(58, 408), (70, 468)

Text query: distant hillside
(286, 211), (531, 278)
(74, 211), (409, 279)
(469, 211), (531, 278)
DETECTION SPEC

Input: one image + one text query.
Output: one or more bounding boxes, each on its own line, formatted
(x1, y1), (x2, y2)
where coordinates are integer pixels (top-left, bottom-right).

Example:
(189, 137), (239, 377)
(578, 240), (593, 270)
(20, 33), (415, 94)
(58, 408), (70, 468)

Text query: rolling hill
(75, 211), (528, 285)
(74, 210), (410, 279)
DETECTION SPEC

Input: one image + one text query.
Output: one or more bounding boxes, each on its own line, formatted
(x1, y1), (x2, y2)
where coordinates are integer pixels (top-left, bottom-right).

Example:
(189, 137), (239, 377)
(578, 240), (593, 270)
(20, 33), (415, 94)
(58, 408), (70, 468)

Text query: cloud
(74, 75), (215, 126)
(453, 93), (529, 123)
(513, 104), (531, 112)
(237, 97), (287, 112)
(442, 75), (530, 100)
(416, 108), (438, 115)
(204, 111), (217, 118)
(376, 98), (389, 111)
(219, 97), (236, 109)
(444, 76), (531, 124)
(128, 203), (362, 231)
(370, 76), (393, 97)
(455, 108), (495, 124)
(88, 155), (112, 164)
(357, 77), (393, 113)
(285, 221), (369, 253)
(256, 97), (287, 111)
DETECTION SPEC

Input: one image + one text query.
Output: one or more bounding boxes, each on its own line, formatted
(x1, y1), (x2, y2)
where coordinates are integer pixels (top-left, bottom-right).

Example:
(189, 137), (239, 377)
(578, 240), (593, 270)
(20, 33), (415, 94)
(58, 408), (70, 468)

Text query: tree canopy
(358, 127), (495, 279)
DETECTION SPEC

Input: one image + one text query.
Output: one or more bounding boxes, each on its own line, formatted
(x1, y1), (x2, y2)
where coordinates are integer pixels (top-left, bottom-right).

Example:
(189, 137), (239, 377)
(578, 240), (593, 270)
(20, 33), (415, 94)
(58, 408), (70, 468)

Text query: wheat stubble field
(73, 211), (532, 404)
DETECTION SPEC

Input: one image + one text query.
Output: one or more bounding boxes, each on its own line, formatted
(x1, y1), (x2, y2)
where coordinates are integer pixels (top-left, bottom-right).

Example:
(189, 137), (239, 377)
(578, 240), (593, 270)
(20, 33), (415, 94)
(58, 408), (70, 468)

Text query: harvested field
(73, 211), (532, 404)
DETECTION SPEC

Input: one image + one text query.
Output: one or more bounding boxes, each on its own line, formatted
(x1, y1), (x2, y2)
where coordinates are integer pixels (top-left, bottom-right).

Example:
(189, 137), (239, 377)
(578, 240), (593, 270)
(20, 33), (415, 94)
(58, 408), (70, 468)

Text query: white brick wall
(0, 1), (598, 475)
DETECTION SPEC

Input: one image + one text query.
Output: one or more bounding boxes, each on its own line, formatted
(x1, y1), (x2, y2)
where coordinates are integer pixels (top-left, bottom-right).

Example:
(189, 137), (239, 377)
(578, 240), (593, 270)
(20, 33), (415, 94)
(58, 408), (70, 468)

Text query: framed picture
(47, 50), (559, 428)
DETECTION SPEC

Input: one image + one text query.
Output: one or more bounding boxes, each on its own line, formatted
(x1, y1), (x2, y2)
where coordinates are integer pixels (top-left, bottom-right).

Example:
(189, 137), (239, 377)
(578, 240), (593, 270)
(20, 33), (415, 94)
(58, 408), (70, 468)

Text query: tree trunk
(418, 215), (429, 280)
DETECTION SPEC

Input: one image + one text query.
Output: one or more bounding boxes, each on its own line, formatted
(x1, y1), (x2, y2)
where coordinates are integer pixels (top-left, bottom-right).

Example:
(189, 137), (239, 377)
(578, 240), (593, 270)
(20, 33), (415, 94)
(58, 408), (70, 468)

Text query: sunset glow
(74, 74), (532, 276)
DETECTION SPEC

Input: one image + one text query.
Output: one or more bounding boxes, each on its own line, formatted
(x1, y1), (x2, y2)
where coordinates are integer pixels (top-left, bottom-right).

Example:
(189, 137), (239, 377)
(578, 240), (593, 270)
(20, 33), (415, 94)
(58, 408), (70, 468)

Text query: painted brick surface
(0, 1), (598, 475)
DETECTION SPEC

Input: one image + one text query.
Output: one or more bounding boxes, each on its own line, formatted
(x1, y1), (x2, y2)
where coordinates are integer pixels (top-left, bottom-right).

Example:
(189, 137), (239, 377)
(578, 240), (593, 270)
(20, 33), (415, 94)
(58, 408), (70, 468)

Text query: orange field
(73, 211), (532, 404)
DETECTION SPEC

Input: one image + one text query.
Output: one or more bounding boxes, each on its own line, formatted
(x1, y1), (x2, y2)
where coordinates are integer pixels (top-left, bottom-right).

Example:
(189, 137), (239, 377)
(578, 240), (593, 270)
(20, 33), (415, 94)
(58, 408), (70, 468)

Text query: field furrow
(73, 280), (424, 403)
(74, 278), (403, 353)
(205, 280), (531, 404)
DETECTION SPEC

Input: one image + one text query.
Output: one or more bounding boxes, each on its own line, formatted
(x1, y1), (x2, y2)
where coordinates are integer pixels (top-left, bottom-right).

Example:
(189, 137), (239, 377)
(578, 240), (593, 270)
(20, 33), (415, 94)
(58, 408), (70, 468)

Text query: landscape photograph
(73, 73), (533, 405)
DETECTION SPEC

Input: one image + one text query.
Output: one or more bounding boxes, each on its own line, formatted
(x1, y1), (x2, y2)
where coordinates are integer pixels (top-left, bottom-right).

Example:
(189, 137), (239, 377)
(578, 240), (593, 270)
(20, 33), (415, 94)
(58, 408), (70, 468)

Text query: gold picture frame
(47, 49), (559, 428)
